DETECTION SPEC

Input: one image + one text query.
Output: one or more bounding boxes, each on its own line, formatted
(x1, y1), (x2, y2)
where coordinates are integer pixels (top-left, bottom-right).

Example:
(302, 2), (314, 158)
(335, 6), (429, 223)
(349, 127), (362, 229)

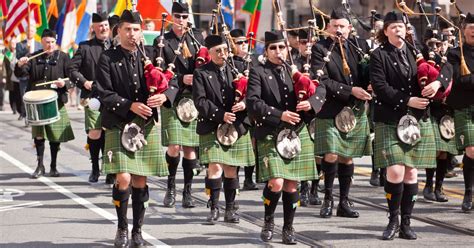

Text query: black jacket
(311, 37), (370, 119)
(14, 50), (70, 104)
(95, 45), (177, 129)
(193, 61), (250, 135)
(153, 29), (204, 105)
(68, 37), (110, 98)
(246, 61), (326, 140)
(446, 44), (474, 109)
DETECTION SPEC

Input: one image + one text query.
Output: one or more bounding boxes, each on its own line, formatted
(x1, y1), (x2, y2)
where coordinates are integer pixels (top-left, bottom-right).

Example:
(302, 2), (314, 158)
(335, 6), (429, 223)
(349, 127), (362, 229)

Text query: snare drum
(23, 90), (60, 126)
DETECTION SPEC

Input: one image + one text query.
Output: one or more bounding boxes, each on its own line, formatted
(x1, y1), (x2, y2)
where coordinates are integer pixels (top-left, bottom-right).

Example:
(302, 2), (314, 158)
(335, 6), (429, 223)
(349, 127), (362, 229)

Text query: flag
(221, 0), (234, 29)
(242, 0), (262, 42)
(47, 0), (58, 28)
(110, 0), (131, 17)
(0, 0), (8, 20)
(32, 0), (48, 41)
(75, 0), (97, 44)
(5, 0), (29, 42)
(58, 0), (77, 52)
(136, 0), (172, 31)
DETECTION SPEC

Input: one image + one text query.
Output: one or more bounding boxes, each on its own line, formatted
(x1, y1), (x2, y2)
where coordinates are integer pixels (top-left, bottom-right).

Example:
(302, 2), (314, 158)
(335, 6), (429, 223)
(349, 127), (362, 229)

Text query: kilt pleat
(102, 119), (168, 177)
(160, 95), (199, 147)
(84, 106), (102, 131)
(257, 126), (317, 182)
(430, 116), (459, 155)
(314, 108), (372, 158)
(199, 131), (255, 167)
(31, 104), (75, 142)
(374, 120), (436, 169)
(454, 106), (474, 151)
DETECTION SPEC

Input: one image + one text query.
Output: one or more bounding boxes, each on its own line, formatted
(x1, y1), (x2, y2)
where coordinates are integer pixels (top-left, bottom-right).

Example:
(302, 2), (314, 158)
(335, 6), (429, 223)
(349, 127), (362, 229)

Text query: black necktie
(276, 67), (285, 81)
(218, 67), (226, 84)
(129, 51), (137, 68)
(398, 49), (410, 74)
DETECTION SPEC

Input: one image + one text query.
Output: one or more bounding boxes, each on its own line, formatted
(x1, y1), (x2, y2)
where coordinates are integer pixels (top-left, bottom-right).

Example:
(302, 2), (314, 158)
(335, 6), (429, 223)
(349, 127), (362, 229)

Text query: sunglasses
(235, 40), (249, 45)
(268, 45), (286, 50)
(173, 14), (189, 19)
(215, 47), (229, 54)
(299, 40), (308, 44)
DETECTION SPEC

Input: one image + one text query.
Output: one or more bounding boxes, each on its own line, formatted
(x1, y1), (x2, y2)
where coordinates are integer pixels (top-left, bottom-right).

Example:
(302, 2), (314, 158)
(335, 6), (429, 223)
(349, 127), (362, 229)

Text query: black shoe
(299, 182), (309, 207)
(434, 188), (448, 202)
(320, 199), (333, 218)
(105, 174), (116, 185)
(282, 225), (297, 245)
(182, 183), (195, 208)
(370, 170), (380, 186)
(423, 185), (436, 201)
(114, 228), (129, 248)
(336, 198), (359, 218)
(399, 215), (417, 240)
(243, 179), (258, 190)
(224, 204), (239, 223)
(131, 228), (149, 247)
(163, 177), (176, 208)
(31, 164), (45, 179)
(382, 211), (399, 240)
(260, 216), (274, 242)
(308, 191), (322, 205)
(88, 171), (100, 183)
(18, 115), (24, 121)
(206, 208), (220, 225)
(462, 191), (472, 213)
(49, 167), (60, 177)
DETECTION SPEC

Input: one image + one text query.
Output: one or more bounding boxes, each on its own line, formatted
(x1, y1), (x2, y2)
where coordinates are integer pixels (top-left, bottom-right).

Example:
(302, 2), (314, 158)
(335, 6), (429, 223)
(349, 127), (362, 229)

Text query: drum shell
(23, 90), (60, 126)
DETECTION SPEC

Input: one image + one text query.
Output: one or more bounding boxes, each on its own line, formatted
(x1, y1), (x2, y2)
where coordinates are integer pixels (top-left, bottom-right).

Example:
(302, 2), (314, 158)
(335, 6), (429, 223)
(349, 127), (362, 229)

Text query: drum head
(335, 107), (356, 133)
(275, 129), (301, 159)
(23, 90), (58, 103)
(397, 114), (421, 146)
(309, 118), (317, 141)
(216, 123), (239, 146)
(176, 97), (198, 123)
(439, 115), (455, 140)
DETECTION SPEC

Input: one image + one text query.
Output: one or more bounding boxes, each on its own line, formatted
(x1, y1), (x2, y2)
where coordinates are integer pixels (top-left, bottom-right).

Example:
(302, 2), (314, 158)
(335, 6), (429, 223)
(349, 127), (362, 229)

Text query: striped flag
(47, 0), (59, 29)
(31, 0), (48, 42)
(110, 0), (131, 17)
(136, 0), (172, 31)
(75, 0), (97, 44)
(0, 0), (8, 20)
(242, 0), (262, 42)
(221, 0), (234, 29)
(5, 0), (29, 42)
(57, 0), (77, 52)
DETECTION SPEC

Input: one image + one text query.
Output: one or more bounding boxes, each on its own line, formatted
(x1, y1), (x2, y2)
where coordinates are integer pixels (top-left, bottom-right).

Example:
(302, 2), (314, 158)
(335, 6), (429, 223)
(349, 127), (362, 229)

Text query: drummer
(15, 29), (75, 179)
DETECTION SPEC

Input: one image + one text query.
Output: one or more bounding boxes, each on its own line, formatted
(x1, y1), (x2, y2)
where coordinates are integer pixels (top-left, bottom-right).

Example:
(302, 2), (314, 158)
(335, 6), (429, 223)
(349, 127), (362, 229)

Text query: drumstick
(27, 50), (49, 60)
(35, 78), (69, 87)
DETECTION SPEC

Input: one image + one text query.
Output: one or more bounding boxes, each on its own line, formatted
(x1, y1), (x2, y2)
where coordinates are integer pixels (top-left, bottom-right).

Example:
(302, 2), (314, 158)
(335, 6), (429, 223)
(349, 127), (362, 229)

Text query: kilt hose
(430, 116), (459, 155)
(102, 119), (168, 177)
(31, 104), (75, 143)
(374, 119), (436, 169)
(314, 107), (372, 158)
(199, 130), (255, 167)
(160, 101), (199, 147)
(454, 106), (474, 151)
(257, 126), (317, 182)
(84, 106), (102, 131)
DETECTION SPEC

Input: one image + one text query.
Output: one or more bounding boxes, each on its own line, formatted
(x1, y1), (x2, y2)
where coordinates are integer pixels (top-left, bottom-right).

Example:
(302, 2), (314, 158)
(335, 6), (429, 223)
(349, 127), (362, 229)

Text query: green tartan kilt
(160, 97), (199, 147)
(430, 116), (459, 155)
(454, 106), (474, 151)
(102, 119), (168, 177)
(374, 120), (436, 169)
(314, 108), (372, 158)
(31, 104), (75, 143)
(257, 126), (317, 182)
(84, 106), (102, 131)
(199, 130), (255, 167)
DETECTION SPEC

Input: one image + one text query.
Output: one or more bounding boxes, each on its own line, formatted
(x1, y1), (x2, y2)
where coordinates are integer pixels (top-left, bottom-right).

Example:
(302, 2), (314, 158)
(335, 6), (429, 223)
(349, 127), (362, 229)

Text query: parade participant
(287, 27), (300, 62)
(311, 8), (372, 218)
(69, 12), (111, 183)
(153, 2), (205, 208)
(3, 37), (21, 115)
(446, 12), (474, 213)
(370, 11), (438, 240)
(15, 29), (75, 179)
(247, 30), (324, 245)
(193, 34), (255, 224)
(229, 28), (258, 190)
(420, 30), (457, 202)
(95, 10), (170, 247)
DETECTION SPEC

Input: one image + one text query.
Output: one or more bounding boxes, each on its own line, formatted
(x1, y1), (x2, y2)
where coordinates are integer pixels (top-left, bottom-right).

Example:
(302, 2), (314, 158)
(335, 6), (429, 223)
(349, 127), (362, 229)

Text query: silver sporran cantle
(397, 114), (421, 146)
(216, 123), (239, 146)
(121, 123), (148, 152)
(176, 97), (198, 123)
(309, 118), (317, 141)
(275, 128), (301, 159)
(439, 115), (455, 140)
(335, 106), (356, 133)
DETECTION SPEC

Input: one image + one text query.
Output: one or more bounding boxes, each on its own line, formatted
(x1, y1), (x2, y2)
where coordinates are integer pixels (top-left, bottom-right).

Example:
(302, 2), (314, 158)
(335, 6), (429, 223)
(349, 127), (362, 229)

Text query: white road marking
(0, 201), (43, 212)
(0, 150), (169, 247)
